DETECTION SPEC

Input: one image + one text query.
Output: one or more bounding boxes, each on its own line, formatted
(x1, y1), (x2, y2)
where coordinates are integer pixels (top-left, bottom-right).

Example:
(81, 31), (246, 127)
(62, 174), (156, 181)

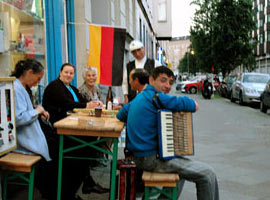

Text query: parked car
(260, 79), (270, 113)
(218, 74), (237, 98)
(216, 81), (228, 97)
(230, 72), (270, 105)
(179, 75), (206, 94)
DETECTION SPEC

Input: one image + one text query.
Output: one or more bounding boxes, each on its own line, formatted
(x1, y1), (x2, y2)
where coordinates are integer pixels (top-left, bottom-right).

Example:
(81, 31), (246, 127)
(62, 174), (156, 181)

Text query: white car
(231, 72), (270, 105)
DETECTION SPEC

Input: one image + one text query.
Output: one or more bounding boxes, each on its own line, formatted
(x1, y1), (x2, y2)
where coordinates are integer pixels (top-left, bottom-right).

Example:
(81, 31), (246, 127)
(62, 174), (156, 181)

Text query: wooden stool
(142, 171), (179, 200)
(0, 152), (42, 200)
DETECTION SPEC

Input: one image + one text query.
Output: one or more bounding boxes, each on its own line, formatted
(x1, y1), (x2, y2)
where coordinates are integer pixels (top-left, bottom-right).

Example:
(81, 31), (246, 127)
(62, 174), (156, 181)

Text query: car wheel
(230, 91), (235, 102)
(260, 100), (268, 113)
(189, 87), (197, 94)
(239, 92), (245, 105)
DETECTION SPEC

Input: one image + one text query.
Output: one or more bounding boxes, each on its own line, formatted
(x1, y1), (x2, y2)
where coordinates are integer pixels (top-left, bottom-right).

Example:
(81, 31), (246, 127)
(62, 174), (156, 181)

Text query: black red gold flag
(88, 24), (126, 86)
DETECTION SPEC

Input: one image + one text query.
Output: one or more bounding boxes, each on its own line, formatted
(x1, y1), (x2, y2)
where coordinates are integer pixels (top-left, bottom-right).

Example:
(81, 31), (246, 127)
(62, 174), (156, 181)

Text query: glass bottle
(106, 86), (113, 110)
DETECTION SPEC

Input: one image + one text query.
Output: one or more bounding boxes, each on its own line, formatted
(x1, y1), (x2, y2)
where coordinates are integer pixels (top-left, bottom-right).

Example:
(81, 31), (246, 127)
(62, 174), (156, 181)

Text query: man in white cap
(122, 40), (161, 104)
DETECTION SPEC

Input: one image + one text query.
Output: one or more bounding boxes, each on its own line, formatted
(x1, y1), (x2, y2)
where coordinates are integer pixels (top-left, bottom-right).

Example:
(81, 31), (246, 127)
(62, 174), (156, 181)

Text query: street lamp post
(187, 50), (190, 74)
(187, 48), (195, 75)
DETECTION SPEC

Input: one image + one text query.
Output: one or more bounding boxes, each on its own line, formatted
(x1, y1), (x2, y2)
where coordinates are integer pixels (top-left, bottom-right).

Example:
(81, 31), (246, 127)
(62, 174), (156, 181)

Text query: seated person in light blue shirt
(11, 59), (51, 161)
(11, 59), (51, 199)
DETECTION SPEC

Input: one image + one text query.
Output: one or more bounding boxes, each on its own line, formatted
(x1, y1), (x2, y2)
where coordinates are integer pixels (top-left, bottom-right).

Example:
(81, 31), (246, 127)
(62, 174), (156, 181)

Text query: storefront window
(0, 0), (46, 104)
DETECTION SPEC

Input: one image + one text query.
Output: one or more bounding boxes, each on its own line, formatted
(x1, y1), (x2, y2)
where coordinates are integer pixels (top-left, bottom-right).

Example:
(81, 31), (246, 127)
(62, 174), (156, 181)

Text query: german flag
(88, 24), (126, 86)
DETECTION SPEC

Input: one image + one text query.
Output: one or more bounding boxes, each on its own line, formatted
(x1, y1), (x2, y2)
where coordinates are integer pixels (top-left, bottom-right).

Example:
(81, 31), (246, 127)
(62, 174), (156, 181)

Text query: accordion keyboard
(158, 110), (194, 159)
(160, 112), (175, 158)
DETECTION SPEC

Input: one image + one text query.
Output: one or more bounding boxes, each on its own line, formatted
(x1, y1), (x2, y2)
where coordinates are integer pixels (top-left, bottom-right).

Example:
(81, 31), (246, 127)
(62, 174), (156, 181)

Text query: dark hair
(60, 63), (75, 72)
(151, 66), (174, 80)
(131, 68), (149, 85)
(11, 59), (44, 78)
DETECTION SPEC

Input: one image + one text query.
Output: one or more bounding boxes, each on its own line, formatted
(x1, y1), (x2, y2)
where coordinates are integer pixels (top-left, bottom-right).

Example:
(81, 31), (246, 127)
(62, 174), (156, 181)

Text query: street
(86, 88), (270, 200)
(173, 89), (270, 200)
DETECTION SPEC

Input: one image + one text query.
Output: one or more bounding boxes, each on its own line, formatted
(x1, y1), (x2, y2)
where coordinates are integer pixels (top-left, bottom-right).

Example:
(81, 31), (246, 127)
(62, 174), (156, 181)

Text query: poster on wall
(21, 27), (43, 55)
(22, 28), (34, 53)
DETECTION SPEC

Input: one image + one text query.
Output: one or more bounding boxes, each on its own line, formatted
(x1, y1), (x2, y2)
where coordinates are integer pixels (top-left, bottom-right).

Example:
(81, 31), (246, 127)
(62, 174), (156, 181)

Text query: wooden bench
(0, 152), (42, 200)
(142, 171), (180, 200)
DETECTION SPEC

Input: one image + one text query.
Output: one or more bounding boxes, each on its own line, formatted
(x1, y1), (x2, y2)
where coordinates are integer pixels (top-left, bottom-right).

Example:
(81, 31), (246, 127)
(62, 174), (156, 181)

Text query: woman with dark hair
(41, 63), (108, 200)
(42, 63), (94, 124)
(11, 59), (50, 161)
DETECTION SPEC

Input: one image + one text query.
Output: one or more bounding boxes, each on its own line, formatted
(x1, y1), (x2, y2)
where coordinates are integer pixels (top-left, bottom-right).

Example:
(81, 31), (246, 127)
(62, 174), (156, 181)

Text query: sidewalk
(78, 146), (125, 200)
(8, 147), (125, 200)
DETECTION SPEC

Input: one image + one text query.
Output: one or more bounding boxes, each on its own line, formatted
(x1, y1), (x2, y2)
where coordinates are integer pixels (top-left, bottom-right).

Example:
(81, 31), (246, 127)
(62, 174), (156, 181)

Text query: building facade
(74, 0), (160, 86)
(152, 0), (172, 40)
(165, 36), (191, 72)
(253, 0), (270, 73)
(0, 0), (170, 102)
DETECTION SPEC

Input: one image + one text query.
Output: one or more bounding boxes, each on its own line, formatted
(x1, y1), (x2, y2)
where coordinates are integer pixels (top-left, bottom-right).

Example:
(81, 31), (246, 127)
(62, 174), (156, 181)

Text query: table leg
(57, 135), (64, 200)
(109, 138), (118, 200)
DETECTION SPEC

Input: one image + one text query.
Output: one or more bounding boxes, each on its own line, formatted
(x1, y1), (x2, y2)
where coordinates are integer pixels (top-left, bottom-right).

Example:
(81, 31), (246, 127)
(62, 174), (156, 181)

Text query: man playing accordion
(116, 66), (219, 200)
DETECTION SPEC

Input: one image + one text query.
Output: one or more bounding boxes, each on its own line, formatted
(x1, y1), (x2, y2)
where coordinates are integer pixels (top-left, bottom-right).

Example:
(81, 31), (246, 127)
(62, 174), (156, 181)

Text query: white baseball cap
(129, 40), (144, 52)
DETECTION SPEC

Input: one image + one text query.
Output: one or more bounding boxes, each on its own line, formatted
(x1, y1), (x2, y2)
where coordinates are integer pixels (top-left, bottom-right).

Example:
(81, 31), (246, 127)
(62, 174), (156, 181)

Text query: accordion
(157, 110), (194, 159)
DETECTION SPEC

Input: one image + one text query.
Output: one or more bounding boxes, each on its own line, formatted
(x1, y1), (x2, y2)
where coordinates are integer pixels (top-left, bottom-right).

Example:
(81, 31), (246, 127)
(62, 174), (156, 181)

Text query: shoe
(82, 182), (110, 194)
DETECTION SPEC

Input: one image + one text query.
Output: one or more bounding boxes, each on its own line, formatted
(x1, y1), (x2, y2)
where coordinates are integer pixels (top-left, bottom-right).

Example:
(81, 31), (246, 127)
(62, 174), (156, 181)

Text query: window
(146, 29), (148, 55)
(259, 19), (264, 27)
(259, 33), (264, 44)
(143, 24), (145, 46)
(139, 18), (142, 41)
(268, 15), (270, 23)
(0, 0), (46, 104)
(151, 40), (153, 59)
(243, 74), (269, 83)
(0, 1), (46, 76)
(158, 0), (167, 22)
(267, 32), (270, 41)
(259, 3), (264, 12)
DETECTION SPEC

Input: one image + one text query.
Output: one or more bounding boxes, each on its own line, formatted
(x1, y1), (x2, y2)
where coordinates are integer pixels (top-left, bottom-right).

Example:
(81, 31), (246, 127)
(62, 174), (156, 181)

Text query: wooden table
(54, 115), (124, 200)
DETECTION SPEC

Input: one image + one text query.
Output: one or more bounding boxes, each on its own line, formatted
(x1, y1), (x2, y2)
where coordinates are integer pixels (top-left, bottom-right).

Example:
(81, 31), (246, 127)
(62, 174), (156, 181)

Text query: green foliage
(178, 52), (197, 74)
(189, 0), (256, 77)
(178, 54), (188, 73)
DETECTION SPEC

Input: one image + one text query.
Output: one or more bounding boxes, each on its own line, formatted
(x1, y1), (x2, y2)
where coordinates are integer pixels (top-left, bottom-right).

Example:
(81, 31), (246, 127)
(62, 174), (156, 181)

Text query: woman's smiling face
(85, 70), (97, 87)
(59, 65), (75, 85)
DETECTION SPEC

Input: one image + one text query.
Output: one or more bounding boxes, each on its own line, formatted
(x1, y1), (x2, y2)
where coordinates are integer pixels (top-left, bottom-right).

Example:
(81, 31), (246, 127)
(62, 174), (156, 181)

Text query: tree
(190, 0), (256, 77)
(178, 54), (188, 73)
(178, 51), (197, 74)
(190, 0), (218, 73)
